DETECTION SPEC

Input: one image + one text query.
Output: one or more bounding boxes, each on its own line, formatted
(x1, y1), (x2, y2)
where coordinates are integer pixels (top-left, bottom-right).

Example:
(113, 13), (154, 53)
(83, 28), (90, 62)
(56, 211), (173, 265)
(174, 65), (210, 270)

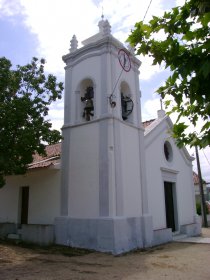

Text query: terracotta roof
(28, 143), (61, 170)
(143, 117), (166, 136)
(193, 171), (206, 185)
(142, 119), (155, 128)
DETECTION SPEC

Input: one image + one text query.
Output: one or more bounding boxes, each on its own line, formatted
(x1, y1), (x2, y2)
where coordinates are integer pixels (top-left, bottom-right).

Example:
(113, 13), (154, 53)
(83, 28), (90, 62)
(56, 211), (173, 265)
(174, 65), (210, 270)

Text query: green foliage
(196, 201), (209, 215)
(128, 0), (210, 148)
(0, 57), (63, 187)
(196, 202), (202, 215)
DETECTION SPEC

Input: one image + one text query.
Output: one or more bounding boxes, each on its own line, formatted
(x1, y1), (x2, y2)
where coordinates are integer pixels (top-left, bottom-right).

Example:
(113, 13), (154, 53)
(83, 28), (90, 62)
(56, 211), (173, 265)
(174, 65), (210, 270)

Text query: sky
(0, 0), (209, 184)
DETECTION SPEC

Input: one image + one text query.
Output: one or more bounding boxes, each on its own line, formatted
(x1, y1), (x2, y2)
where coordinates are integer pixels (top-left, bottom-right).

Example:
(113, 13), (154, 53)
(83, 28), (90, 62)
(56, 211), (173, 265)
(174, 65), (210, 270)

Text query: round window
(164, 141), (173, 162)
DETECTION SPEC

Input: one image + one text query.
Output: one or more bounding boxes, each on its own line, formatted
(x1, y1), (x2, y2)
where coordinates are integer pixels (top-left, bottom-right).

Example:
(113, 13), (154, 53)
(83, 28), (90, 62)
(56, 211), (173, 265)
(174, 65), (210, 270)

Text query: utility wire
(143, 0), (153, 22)
(110, 0), (153, 101)
(110, 68), (124, 98)
(202, 149), (210, 166)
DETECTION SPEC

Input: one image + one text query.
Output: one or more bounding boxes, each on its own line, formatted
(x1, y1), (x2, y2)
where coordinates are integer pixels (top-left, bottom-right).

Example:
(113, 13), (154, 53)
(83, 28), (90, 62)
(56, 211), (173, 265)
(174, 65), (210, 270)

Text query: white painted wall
(0, 169), (60, 224)
(28, 169), (60, 224)
(68, 123), (100, 218)
(120, 123), (142, 216)
(145, 128), (166, 229)
(0, 177), (19, 223)
(145, 118), (196, 230)
(62, 33), (144, 222)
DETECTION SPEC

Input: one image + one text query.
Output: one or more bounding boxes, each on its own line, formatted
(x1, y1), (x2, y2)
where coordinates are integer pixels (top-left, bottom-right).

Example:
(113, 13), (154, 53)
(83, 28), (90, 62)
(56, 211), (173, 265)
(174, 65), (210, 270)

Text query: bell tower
(55, 17), (153, 254)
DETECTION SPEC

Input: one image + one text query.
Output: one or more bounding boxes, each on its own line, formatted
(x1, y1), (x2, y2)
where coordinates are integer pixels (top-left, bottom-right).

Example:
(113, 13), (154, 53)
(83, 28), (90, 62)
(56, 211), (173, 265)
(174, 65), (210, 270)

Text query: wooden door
(21, 186), (29, 224)
(164, 182), (175, 232)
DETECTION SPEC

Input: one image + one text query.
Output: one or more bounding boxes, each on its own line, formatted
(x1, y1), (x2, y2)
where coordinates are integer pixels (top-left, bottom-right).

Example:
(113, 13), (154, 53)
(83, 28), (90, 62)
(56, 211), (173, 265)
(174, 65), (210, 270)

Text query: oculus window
(164, 141), (173, 162)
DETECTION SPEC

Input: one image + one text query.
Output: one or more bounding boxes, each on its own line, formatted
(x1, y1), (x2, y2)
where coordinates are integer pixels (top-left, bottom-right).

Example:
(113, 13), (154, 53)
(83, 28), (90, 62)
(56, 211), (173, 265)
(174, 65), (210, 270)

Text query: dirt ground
(0, 228), (210, 280)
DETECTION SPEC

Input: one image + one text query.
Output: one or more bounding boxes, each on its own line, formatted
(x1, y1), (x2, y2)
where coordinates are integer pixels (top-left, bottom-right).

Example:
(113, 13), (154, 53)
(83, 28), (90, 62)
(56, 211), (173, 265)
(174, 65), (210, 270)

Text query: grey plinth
(55, 215), (153, 255)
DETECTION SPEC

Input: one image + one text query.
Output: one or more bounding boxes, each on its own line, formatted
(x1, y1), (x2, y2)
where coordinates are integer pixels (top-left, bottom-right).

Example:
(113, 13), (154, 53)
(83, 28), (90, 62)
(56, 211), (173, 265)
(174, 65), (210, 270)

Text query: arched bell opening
(120, 81), (133, 123)
(76, 79), (95, 122)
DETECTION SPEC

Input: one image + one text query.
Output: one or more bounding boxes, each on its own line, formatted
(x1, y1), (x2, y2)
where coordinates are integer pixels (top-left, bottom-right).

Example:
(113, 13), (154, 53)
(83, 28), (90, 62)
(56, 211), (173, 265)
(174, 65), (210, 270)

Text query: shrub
(196, 202), (209, 215)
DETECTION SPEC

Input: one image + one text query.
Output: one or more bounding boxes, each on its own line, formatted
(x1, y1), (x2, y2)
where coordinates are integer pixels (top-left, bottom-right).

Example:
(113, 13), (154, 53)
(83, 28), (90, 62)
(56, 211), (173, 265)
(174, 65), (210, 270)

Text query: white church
(0, 17), (201, 254)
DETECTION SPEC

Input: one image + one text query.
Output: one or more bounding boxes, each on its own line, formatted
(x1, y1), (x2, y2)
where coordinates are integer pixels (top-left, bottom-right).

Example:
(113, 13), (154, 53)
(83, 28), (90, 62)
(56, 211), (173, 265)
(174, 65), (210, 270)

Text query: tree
(128, 0), (210, 148)
(0, 57), (63, 187)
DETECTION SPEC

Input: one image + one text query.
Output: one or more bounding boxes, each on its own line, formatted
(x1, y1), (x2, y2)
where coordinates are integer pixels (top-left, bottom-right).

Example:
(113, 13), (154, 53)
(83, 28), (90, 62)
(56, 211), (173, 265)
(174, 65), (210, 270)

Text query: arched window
(78, 79), (94, 122)
(81, 86), (94, 121)
(120, 82), (133, 122)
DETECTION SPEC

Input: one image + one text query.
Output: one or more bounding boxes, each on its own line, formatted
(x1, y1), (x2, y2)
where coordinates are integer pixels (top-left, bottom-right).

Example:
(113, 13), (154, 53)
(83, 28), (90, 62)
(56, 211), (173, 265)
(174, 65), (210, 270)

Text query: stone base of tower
(54, 215), (153, 255)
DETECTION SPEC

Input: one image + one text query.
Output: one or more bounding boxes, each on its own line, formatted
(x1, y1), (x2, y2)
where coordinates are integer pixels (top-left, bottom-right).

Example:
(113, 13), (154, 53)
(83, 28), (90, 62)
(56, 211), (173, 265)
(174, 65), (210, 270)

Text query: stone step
(172, 234), (187, 241)
(7, 233), (21, 240)
(17, 228), (22, 235)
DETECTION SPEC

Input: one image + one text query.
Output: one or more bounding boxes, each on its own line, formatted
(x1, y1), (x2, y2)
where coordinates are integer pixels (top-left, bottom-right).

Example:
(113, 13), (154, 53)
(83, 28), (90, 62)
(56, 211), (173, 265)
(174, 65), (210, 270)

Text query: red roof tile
(28, 143), (61, 170)
(193, 171), (206, 185)
(142, 119), (155, 128)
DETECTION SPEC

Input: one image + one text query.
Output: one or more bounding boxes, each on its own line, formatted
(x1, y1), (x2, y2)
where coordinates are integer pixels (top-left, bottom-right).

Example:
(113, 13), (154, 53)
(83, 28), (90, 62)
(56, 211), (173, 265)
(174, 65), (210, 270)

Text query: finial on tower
(98, 7), (111, 36)
(101, 6), (104, 20)
(157, 98), (165, 119)
(70, 35), (78, 53)
(160, 98), (163, 110)
(127, 43), (135, 54)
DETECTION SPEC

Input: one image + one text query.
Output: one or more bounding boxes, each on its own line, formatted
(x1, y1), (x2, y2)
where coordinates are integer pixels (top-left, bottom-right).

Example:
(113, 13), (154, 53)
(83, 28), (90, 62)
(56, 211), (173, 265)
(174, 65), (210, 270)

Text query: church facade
(0, 18), (201, 254)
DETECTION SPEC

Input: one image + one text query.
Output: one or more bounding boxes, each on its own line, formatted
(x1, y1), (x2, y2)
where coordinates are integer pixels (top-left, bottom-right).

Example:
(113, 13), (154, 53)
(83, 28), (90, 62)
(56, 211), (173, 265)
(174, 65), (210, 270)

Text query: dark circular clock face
(118, 49), (131, 72)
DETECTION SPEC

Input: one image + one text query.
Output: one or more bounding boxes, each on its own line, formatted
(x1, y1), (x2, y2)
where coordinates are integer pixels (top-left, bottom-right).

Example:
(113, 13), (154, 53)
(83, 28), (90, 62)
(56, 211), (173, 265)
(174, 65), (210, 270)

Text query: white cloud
(48, 118), (63, 132)
(0, 0), (179, 82)
(142, 97), (161, 121)
(1, 0), (175, 130)
(100, 0), (168, 81)
(0, 0), (23, 17)
(140, 55), (166, 80)
(48, 99), (64, 131)
(19, 0), (99, 75)
(175, 0), (185, 6)
(0, 0), (173, 79)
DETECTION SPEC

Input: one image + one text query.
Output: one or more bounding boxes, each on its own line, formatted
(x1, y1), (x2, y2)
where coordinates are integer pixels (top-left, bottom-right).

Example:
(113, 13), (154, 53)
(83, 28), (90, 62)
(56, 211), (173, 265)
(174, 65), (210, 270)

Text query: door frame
(19, 186), (29, 225)
(164, 181), (177, 232)
(161, 168), (179, 233)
